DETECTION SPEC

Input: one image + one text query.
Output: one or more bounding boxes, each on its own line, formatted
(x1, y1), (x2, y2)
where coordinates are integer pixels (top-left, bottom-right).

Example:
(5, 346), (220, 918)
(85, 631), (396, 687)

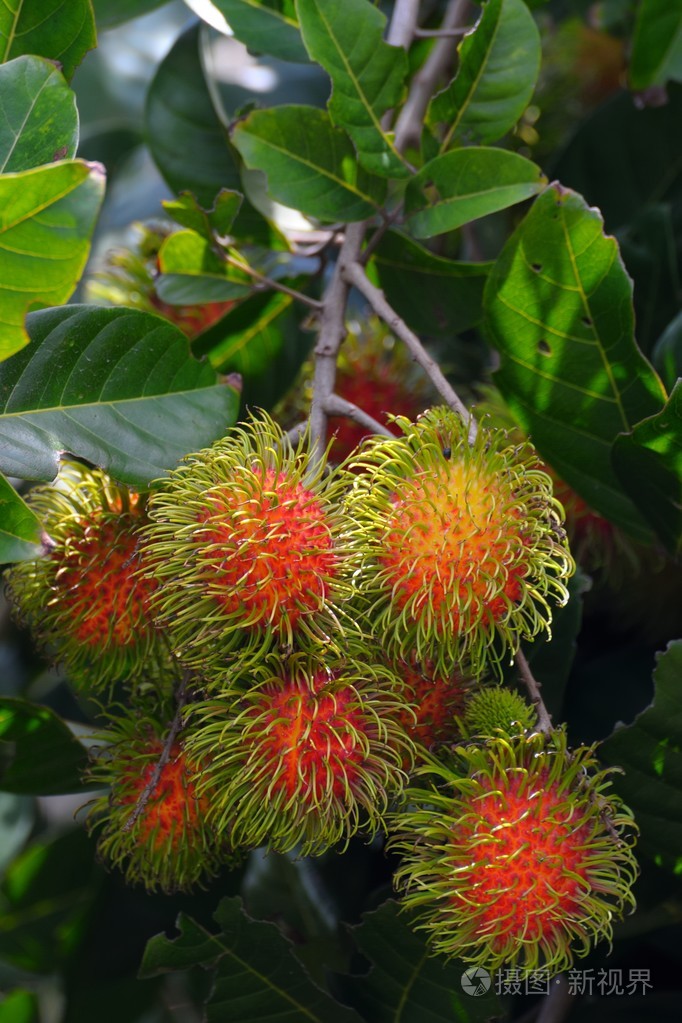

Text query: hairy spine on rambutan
(4, 462), (168, 689)
(389, 729), (638, 974)
(390, 656), (474, 760)
(183, 652), (415, 856)
(345, 406), (574, 679)
(139, 412), (361, 677)
(85, 709), (234, 893)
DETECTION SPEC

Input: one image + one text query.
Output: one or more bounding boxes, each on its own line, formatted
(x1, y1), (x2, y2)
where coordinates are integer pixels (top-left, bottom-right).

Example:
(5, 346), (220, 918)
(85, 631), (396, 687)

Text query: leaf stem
(223, 253), (322, 310)
(323, 393), (395, 438)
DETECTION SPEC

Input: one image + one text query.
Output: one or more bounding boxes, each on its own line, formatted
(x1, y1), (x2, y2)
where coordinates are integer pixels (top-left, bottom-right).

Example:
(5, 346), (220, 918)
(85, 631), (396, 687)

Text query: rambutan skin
(4, 462), (169, 689)
(139, 413), (361, 675)
(86, 712), (234, 893)
(345, 407), (574, 678)
(183, 653), (415, 856)
(391, 657), (472, 755)
(389, 729), (639, 974)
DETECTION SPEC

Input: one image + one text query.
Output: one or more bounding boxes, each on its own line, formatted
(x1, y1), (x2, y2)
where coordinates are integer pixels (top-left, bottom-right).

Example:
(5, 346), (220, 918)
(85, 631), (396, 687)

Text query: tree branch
(394, 0), (472, 151)
(223, 253), (322, 310)
(341, 259), (476, 439)
(515, 648), (553, 735)
(385, 0), (421, 48)
(323, 393), (395, 438)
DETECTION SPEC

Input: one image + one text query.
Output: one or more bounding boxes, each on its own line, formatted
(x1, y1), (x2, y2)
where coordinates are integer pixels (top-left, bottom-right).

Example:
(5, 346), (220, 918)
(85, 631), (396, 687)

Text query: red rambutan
(185, 653), (414, 855)
(5, 462), (168, 689)
(390, 729), (638, 974)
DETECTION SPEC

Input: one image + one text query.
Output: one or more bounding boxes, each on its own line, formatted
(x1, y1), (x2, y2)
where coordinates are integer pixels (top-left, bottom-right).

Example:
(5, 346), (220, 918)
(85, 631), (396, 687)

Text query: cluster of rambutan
(5, 405), (639, 975)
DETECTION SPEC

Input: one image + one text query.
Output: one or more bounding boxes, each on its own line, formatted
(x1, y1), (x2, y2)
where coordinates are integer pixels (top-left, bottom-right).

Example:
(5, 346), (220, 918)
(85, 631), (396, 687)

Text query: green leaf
(140, 895), (363, 1023)
(145, 22), (242, 208)
(296, 0), (409, 178)
(0, 989), (39, 1023)
(0, 0), (97, 81)
(341, 900), (502, 1023)
(162, 189), (244, 241)
(232, 106), (386, 222)
(600, 640), (682, 874)
(484, 183), (667, 540)
(429, 0), (541, 150)
(156, 229), (253, 305)
(652, 310), (682, 392)
(405, 147), (546, 238)
(629, 0), (682, 90)
(206, 0), (309, 64)
(0, 161), (105, 361)
(0, 793), (34, 873)
(0, 472), (43, 563)
(0, 56), (78, 172)
(91, 0), (169, 30)
(612, 380), (682, 555)
(0, 305), (241, 486)
(0, 828), (101, 972)
(368, 230), (491, 338)
(0, 698), (89, 795)
(193, 289), (312, 410)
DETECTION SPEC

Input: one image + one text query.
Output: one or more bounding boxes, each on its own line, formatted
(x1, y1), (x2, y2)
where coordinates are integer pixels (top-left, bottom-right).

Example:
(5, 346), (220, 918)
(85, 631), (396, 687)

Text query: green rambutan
(5, 462), (168, 689)
(390, 729), (638, 974)
(140, 412), (360, 674)
(86, 710), (233, 892)
(346, 407), (574, 678)
(461, 686), (536, 739)
(184, 652), (414, 856)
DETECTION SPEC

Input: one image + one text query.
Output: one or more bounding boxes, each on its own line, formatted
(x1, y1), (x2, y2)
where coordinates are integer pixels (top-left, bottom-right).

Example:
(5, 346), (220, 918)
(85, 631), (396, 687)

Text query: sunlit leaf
(162, 189), (244, 241)
(0, 161), (105, 360)
(0, 472), (43, 564)
(601, 640), (682, 874)
(202, 0), (309, 63)
(156, 229), (253, 305)
(429, 0), (541, 150)
(0, 0), (96, 81)
(0, 989), (39, 1023)
(140, 896), (363, 1022)
(405, 147), (546, 238)
(91, 0), (169, 29)
(613, 380), (682, 555)
(232, 106), (386, 222)
(0, 305), (241, 486)
(484, 183), (666, 540)
(297, 0), (409, 178)
(0, 56), (78, 172)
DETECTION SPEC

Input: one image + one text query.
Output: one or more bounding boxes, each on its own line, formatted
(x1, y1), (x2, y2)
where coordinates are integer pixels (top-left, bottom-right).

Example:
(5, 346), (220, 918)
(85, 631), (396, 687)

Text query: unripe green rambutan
(461, 686), (535, 739)
(86, 711), (234, 892)
(184, 652), (414, 856)
(5, 462), (169, 689)
(139, 413), (360, 675)
(346, 407), (574, 678)
(390, 729), (638, 975)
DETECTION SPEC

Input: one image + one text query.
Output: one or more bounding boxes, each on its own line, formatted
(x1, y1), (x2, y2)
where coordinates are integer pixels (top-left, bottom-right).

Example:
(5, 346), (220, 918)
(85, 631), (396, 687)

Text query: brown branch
(537, 975), (575, 1023)
(385, 0), (421, 48)
(394, 0), (472, 151)
(515, 648), (553, 735)
(123, 676), (189, 832)
(323, 393), (395, 438)
(341, 259), (476, 440)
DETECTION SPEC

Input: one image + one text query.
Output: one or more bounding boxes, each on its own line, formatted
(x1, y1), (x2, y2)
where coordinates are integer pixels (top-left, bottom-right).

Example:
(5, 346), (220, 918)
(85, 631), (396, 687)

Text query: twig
(224, 253), (322, 310)
(323, 393), (395, 438)
(309, 222), (366, 464)
(341, 260), (476, 440)
(385, 0), (421, 48)
(394, 0), (472, 151)
(515, 648), (553, 735)
(123, 676), (189, 832)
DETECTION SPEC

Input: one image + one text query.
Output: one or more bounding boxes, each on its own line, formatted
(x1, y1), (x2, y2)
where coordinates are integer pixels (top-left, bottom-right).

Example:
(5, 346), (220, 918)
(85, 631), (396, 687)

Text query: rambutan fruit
(86, 711), (233, 892)
(390, 729), (638, 974)
(5, 462), (168, 689)
(346, 407), (574, 679)
(140, 412), (360, 674)
(184, 652), (414, 856)
(461, 686), (535, 739)
(391, 656), (473, 756)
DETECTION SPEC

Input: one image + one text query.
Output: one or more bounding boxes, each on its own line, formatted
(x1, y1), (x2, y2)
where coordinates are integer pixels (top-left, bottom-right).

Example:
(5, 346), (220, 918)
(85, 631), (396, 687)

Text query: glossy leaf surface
(0, 56), (78, 172)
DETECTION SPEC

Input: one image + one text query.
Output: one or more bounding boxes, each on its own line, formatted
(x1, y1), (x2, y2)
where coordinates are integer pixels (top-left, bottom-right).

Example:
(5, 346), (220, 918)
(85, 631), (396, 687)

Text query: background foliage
(0, 0), (681, 1020)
